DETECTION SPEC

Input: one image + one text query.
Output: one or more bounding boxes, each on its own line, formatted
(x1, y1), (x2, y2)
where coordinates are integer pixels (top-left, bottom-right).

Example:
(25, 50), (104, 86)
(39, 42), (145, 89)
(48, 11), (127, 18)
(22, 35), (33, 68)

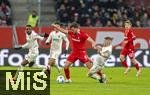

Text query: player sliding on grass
(52, 22), (104, 83)
(12, 25), (48, 81)
(38, 22), (69, 77)
(88, 37), (113, 83)
(120, 20), (141, 76)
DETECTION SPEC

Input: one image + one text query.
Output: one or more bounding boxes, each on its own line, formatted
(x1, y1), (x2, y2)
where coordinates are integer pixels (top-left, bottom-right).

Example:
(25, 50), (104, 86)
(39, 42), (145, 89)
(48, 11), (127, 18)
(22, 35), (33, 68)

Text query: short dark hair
(70, 22), (79, 28)
(26, 24), (32, 27)
(124, 20), (132, 25)
(104, 37), (113, 40)
(54, 21), (61, 26)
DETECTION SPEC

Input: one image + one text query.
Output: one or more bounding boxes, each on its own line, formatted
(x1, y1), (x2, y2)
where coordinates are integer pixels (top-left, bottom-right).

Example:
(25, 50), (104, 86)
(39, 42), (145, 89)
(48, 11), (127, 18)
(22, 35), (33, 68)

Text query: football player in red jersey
(52, 22), (105, 83)
(120, 20), (141, 76)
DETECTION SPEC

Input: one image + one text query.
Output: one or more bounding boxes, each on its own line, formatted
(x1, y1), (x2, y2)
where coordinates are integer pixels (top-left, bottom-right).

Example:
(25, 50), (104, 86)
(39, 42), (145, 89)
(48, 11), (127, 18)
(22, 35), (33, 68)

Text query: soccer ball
(56, 75), (65, 83)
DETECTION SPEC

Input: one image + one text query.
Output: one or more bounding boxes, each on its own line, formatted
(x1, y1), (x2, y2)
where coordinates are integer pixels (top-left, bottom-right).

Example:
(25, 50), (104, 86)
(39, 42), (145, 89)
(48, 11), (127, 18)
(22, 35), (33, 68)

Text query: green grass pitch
(0, 67), (150, 95)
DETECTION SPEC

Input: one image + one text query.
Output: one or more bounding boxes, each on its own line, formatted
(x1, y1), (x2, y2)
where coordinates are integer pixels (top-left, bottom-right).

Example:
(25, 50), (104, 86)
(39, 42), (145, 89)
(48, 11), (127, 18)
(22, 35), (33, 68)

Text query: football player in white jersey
(88, 37), (113, 83)
(13, 25), (48, 81)
(39, 22), (69, 76)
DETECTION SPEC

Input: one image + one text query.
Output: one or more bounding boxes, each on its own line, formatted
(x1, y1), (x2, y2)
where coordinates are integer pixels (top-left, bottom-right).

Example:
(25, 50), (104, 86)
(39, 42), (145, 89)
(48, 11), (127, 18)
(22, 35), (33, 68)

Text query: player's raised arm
(14, 43), (29, 50)
(45, 32), (52, 45)
(52, 24), (68, 33)
(21, 43), (29, 48)
(63, 34), (69, 50)
(87, 37), (96, 49)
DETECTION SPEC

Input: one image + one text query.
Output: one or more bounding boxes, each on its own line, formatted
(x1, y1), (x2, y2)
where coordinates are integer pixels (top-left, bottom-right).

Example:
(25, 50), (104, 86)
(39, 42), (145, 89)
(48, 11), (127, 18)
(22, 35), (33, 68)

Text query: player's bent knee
(120, 55), (125, 61)
(130, 58), (136, 63)
(64, 63), (70, 69)
(64, 61), (72, 69)
(49, 62), (55, 66)
(64, 66), (69, 69)
(87, 72), (92, 77)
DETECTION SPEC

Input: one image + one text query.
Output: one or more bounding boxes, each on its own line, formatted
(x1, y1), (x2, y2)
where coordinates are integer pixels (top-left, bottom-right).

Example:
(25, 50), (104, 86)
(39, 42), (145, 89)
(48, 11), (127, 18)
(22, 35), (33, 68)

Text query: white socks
(90, 74), (101, 80)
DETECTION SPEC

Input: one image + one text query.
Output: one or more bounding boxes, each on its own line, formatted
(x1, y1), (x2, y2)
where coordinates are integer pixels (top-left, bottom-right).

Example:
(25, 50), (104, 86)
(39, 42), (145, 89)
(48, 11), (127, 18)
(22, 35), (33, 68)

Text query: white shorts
(88, 55), (104, 74)
(25, 52), (38, 63)
(88, 64), (103, 75)
(49, 51), (61, 59)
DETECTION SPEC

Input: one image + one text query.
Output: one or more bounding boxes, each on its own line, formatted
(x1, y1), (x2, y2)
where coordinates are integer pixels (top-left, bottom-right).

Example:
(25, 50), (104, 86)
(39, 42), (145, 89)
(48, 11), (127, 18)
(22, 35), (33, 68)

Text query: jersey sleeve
(33, 31), (44, 41)
(21, 42), (29, 48)
(68, 30), (72, 35)
(46, 32), (52, 43)
(127, 30), (136, 42)
(82, 32), (89, 40)
(62, 33), (69, 50)
(34, 34), (44, 40)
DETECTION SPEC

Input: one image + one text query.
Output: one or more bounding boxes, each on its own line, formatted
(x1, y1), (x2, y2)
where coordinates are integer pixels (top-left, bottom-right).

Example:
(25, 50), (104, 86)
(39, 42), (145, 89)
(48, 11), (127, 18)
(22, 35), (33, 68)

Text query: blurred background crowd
(0, 0), (150, 27)
(0, 0), (12, 26)
(55, 0), (150, 27)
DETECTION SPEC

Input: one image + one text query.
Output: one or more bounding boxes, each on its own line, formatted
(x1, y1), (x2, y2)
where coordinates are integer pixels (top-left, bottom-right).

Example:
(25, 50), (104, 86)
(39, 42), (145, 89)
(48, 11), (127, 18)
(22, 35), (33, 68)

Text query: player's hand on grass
(14, 45), (22, 50)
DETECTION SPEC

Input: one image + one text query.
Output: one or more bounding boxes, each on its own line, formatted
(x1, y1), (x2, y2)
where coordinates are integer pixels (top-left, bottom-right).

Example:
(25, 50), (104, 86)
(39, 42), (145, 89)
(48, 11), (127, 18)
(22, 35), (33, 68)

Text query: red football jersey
(124, 28), (136, 49)
(68, 30), (89, 52)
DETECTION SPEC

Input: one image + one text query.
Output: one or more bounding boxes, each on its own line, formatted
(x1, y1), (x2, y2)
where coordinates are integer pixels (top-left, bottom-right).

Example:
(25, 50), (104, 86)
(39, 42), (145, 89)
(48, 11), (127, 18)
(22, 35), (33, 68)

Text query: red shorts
(67, 51), (90, 63)
(120, 48), (135, 59)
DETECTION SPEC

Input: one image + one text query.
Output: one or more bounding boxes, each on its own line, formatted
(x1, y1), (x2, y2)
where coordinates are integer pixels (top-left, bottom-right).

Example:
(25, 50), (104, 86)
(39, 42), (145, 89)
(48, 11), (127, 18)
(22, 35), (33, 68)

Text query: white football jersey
(46, 31), (69, 53)
(22, 30), (44, 54)
(101, 45), (112, 61)
(94, 45), (112, 66)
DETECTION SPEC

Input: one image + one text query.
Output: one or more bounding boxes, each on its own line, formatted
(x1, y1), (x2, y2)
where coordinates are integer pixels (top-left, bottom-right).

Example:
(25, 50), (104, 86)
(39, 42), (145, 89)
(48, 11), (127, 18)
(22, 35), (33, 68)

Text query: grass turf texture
(0, 67), (150, 95)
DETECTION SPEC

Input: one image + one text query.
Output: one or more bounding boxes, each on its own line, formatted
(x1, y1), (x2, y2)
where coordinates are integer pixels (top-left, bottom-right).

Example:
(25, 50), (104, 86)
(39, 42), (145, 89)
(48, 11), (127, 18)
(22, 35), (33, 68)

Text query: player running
(38, 22), (69, 76)
(13, 25), (48, 81)
(120, 20), (141, 76)
(52, 22), (103, 83)
(88, 37), (113, 83)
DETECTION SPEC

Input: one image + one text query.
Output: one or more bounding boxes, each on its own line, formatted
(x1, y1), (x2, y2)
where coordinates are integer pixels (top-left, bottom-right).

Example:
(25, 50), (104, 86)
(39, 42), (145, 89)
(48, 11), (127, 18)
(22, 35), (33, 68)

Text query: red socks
(64, 68), (70, 79)
(122, 60), (128, 68)
(134, 64), (140, 70)
(122, 60), (140, 71)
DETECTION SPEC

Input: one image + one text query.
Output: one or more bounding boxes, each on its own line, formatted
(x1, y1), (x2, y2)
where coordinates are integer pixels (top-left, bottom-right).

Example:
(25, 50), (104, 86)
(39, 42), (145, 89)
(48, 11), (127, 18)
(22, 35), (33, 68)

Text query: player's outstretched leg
(64, 61), (72, 83)
(13, 59), (29, 81)
(38, 58), (55, 77)
(54, 63), (62, 75)
(88, 64), (107, 83)
(130, 58), (141, 76)
(120, 55), (130, 75)
(87, 65), (101, 80)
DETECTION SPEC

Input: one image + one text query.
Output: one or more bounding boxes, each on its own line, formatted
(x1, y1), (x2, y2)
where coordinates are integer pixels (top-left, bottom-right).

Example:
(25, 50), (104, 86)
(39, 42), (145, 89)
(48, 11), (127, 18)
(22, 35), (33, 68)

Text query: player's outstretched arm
(87, 37), (96, 49)
(45, 32), (52, 45)
(21, 43), (29, 48)
(63, 35), (69, 50)
(14, 42), (29, 50)
(99, 50), (111, 58)
(52, 24), (68, 33)
(35, 34), (45, 41)
(14, 45), (22, 50)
